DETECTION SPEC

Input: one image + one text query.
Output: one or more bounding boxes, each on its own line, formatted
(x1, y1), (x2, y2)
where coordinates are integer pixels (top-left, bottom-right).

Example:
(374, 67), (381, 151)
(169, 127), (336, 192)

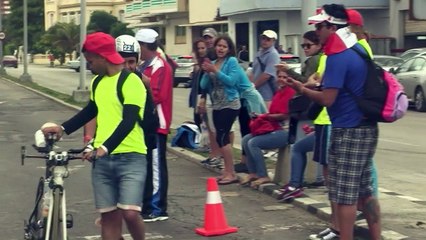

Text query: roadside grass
(1, 72), (88, 108)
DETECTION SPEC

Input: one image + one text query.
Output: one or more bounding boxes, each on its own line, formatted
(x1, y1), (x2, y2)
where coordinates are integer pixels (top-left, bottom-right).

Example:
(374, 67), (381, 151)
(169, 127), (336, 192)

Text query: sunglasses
(300, 43), (316, 49)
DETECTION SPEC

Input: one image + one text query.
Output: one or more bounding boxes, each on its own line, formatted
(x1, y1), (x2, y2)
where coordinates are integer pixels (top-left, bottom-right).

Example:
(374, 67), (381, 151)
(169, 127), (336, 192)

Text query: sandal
(250, 179), (272, 189)
(240, 177), (258, 187)
(217, 178), (239, 185)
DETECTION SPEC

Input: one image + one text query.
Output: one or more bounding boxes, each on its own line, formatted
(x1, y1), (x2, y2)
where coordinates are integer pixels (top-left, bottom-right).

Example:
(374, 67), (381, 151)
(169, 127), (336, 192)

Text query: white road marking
(78, 233), (173, 239)
(380, 138), (420, 147)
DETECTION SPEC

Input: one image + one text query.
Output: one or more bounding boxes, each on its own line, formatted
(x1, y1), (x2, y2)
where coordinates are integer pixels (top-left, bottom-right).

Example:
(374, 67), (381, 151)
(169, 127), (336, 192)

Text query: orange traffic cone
(195, 177), (238, 236)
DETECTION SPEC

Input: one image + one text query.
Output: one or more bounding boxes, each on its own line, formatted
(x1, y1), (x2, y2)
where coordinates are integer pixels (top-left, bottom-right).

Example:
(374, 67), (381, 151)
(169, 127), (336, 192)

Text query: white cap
(308, 9), (347, 25)
(261, 30), (277, 40)
(135, 28), (159, 43)
(202, 28), (218, 38)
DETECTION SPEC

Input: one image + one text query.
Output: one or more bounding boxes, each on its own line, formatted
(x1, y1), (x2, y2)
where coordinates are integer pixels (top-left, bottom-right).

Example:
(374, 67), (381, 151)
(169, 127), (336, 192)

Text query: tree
(87, 10), (134, 37)
(40, 22), (80, 64)
(110, 22), (135, 38)
(3, 0), (44, 54)
(87, 11), (118, 33)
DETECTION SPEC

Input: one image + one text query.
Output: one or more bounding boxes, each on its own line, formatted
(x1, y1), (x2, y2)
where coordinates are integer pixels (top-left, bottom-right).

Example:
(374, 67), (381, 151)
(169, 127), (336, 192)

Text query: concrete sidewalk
(168, 145), (413, 240)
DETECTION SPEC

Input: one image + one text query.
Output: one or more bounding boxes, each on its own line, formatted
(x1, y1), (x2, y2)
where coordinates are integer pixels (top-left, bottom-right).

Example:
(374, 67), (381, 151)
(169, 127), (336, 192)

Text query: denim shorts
(92, 153), (147, 213)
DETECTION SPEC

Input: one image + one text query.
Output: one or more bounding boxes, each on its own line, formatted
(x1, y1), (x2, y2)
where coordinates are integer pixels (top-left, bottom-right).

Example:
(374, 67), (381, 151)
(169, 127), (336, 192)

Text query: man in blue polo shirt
(286, 4), (381, 240)
(251, 30), (280, 108)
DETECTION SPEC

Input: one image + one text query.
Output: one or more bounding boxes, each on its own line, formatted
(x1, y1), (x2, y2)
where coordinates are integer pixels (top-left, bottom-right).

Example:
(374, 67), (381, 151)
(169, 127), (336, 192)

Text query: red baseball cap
(347, 9), (364, 26)
(83, 32), (124, 64)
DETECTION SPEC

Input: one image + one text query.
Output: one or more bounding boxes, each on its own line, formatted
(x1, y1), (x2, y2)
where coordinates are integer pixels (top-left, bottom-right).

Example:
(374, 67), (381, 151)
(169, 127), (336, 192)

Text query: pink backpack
(348, 47), (408, 123)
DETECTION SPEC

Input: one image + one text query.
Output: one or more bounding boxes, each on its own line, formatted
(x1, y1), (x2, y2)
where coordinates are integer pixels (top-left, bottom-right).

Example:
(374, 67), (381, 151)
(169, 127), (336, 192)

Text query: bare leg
(208, 130), (221, 158)
(330, 201), (340, 232)
(221, 143), (235, 179)
(336, 204), (357, 240)
(122, 209), (145, 240)
(101, 210), (123, 240)
(360, 196), (381, 240)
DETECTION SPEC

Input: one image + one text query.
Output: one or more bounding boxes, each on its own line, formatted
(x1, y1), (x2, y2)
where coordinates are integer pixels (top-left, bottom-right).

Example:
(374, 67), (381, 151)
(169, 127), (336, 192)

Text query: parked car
(374, 55), (404, 72)
(3, 55), (18, 68)
(400, 48), (426, 61)
(66, 56), (94, 73)
(173, 55), (194, 87)
(280, 54), (301, 72)
(390, 56), (426, 112)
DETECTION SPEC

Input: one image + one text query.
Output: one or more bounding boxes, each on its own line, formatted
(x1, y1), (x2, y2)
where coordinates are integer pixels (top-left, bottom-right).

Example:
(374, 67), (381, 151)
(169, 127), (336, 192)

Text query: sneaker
(308, 228), (340, 240)
(234, 162), (248, 173)
(306, 181), (325, 188)
(207, 157), (222, 168)
(200, 157), (212, 165)
(278, 185), (303, 202)
(142, 213), (169, 222)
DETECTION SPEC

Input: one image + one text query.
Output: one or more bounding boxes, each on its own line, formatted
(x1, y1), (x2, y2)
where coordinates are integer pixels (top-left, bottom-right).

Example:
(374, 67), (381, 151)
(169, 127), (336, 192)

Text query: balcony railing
(126, 0), (177, 14)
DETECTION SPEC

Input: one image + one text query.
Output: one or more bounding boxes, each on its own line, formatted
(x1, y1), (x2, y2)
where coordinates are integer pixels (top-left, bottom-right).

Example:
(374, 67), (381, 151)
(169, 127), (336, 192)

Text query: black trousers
(142, 133), (168, 216)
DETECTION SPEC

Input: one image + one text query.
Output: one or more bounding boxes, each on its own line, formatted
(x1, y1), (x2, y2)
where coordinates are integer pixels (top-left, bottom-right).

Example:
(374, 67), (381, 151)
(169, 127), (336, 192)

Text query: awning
(127, 20), (167, 28)
(178, 20), (228, 27)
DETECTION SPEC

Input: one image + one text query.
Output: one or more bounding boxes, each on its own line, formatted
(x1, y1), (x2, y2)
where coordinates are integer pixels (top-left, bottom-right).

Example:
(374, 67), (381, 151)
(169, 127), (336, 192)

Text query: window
(397, 59), (414, 73)
(409, 58), (426, 71)
(175, 26), (186, 44)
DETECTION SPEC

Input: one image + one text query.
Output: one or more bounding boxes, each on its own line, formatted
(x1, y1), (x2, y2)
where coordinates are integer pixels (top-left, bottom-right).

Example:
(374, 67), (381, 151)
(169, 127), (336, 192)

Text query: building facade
(44, 0), (127, 31)
(124, 0), (224, 55)
(220, 0), (392, 61)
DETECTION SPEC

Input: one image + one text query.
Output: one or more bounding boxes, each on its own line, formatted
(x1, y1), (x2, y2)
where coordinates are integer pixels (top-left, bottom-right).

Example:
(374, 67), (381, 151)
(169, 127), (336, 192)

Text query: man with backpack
(42, 32), (148, 240)
(286, 4), (381, 240)
(251, 29), (280, 108)
(135, 28), (173, 222)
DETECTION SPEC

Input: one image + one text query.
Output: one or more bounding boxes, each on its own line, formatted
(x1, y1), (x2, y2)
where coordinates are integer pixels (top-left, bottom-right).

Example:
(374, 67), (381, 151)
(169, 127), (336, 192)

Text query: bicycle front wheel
(49, 188), (63, 240)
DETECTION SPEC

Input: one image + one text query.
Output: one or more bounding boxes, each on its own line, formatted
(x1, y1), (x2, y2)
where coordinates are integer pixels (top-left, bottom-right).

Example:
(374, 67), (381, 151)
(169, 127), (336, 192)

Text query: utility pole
(0, 0), (8, 75)
(72, 0), (90, 102)
(20, 0), (32, 82)
(300, 0), (317, 63)
(78, 0), (86, 90)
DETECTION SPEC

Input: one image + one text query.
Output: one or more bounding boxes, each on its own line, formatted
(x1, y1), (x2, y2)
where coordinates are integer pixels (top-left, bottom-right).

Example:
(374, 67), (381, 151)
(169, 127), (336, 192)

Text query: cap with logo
(202, 28), (218, 38)
(308, 9), (347, 25)
(83, 32), (124, 64)
(261, 30), (278, 40)
(135, 28), (159, 43)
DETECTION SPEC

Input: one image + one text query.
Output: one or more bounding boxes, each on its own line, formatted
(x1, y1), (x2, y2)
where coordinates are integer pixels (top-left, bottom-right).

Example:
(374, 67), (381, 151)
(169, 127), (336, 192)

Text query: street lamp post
(72, 0), (89, 102)
(300, 0), (317, 63)
(0, 3), (5, 75)
(19, 0), (32, 82)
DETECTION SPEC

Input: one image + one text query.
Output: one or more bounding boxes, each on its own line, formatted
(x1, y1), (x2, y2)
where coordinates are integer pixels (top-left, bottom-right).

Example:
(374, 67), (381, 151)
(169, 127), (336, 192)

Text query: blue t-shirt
(322, 44), (367, 128)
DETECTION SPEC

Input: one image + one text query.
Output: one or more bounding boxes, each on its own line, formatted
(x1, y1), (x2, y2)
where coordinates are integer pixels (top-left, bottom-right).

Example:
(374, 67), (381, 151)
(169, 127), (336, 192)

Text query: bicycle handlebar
(21, 145), (86, 166)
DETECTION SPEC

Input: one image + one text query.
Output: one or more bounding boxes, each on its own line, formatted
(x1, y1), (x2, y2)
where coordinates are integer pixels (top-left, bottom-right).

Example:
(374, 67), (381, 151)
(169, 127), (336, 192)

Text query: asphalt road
(4, 64), (426, 238)
(0, 78), (335, 239)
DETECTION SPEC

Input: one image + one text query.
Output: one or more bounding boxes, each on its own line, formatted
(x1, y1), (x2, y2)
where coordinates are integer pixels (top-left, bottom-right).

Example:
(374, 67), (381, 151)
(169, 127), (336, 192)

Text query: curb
(167, 145), (410, 240)
(2, 76), (409, 240)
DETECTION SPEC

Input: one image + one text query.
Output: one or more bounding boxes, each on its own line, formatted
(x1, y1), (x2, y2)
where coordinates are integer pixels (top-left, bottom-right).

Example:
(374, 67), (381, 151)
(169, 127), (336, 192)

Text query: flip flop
(250, 179), (272, 189)
(240, 177), (258, 187)
(217, 178), (239, 185)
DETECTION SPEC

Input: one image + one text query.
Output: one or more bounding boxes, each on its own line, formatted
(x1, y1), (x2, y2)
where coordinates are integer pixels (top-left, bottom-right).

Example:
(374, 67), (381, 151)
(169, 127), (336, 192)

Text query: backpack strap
(256, 56), (276, 93)
(91, 74), (104, 101)
(116, 69), (132, 104)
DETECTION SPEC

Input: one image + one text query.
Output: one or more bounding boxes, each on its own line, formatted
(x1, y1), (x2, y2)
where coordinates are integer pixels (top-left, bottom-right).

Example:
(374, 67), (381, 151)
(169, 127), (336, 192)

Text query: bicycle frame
(23, 141), (83, 240)
(44, 163), (69, 240)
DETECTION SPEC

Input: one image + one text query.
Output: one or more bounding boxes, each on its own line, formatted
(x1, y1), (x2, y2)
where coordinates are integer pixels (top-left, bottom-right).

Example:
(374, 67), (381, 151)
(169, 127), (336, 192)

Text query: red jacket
(143, 55), (173, 135)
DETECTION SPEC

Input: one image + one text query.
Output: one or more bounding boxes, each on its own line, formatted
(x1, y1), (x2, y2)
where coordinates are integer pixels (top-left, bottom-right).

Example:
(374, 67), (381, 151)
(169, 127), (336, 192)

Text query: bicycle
(22, 132), (87, 240)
